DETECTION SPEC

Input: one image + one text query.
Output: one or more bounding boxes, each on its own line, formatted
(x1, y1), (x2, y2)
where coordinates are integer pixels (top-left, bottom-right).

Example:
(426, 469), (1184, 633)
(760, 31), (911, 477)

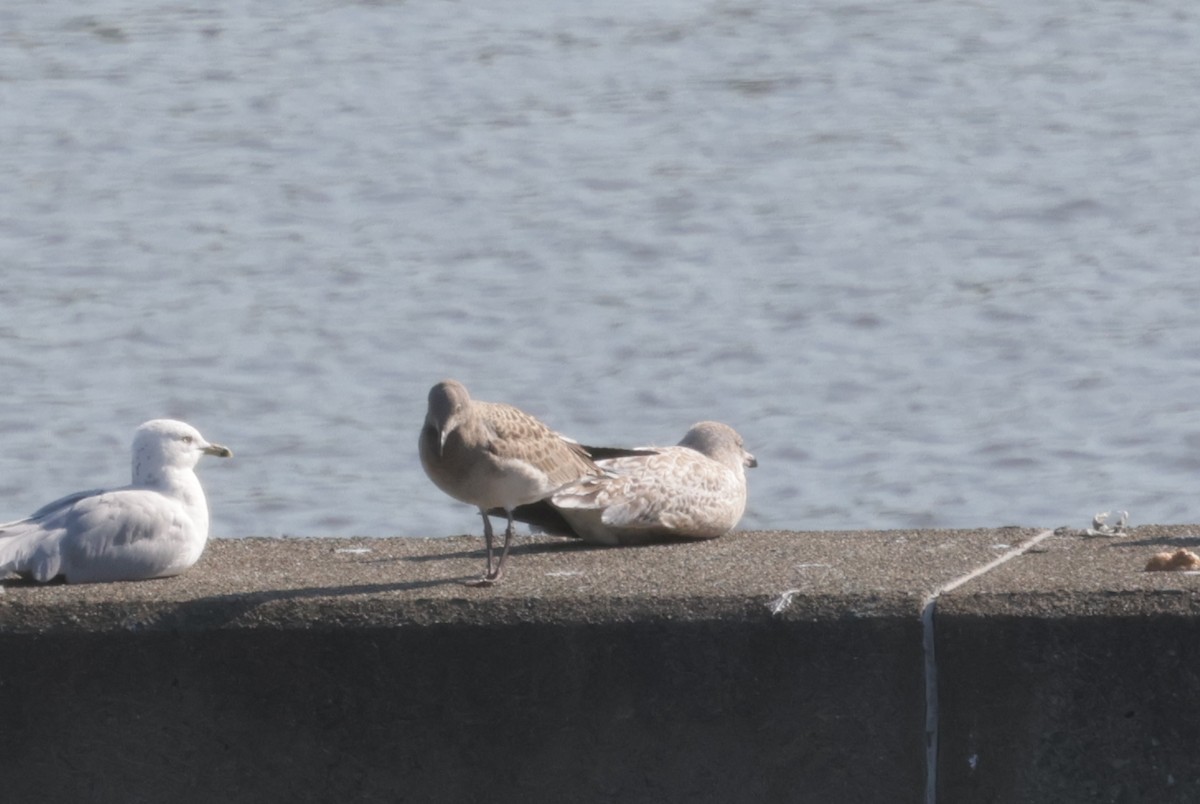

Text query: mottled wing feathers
(419, 382), (751, 553)
(552, 445), (747, 540)
(476, 401), (598, 487)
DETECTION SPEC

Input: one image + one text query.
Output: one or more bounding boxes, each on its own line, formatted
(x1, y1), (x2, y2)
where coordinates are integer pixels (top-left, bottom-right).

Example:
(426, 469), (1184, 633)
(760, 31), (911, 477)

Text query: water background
(2, 0), (1200, 538)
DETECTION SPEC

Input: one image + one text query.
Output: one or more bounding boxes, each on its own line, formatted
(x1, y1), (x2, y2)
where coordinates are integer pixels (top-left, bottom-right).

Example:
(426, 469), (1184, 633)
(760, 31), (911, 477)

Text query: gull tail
(0, 520), (62, 582)
(580, 444), (658, 461)
(490, 501), (581, 538)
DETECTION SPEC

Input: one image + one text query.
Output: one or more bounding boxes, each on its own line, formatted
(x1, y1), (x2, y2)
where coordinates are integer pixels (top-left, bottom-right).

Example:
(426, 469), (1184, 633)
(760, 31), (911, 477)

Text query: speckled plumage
(419, 379), (604, 583)
(549, 421), (757, 546)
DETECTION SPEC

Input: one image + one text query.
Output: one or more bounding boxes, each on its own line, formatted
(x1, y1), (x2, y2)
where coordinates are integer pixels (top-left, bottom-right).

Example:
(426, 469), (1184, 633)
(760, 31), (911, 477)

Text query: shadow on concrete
(1108, 535), (1200, 548)
(1, 575), (69, 589)
(142, 578), (477, 630)
(397, 538), (610, 563)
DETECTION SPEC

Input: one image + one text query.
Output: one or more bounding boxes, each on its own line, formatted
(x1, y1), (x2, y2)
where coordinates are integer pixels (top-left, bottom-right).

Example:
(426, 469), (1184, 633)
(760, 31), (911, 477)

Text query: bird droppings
(768, 588), (801, 615)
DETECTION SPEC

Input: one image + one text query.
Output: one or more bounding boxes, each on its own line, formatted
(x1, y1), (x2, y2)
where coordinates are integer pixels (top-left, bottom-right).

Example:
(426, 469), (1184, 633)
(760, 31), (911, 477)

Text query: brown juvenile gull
(419, 379), (609, 585)
(0, 419), (233, 584)
(544, 421), (757, 545)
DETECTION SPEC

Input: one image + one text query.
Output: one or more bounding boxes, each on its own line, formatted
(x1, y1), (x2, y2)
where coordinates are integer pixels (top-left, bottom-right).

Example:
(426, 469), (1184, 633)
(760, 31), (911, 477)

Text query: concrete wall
(3, 526), (1200, 802)
(937, 610), (1200, 803)
(0, 619), (923, 803)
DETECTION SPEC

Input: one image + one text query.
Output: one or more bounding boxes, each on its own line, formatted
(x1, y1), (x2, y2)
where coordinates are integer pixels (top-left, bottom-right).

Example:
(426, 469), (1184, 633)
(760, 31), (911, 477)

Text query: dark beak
(203, 443), (233, 458)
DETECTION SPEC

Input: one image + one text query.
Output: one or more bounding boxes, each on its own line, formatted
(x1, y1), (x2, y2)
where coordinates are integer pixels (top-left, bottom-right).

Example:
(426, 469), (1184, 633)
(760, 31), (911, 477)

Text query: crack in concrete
(921, 528), (1057, 804)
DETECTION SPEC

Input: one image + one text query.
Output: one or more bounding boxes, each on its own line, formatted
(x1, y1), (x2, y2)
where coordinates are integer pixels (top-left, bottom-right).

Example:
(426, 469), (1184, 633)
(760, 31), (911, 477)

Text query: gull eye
(181, 435), (194, 444)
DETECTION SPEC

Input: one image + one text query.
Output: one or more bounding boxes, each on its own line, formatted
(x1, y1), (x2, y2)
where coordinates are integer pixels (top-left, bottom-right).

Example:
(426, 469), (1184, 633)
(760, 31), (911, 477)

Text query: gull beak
(203, 442), (233, 458)
(438, 427), (449, 458)
(744, 451), (758, 469)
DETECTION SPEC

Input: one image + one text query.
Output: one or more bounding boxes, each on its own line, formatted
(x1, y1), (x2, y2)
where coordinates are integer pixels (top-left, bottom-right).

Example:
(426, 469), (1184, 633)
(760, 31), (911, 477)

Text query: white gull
(0, 419), (232, 584)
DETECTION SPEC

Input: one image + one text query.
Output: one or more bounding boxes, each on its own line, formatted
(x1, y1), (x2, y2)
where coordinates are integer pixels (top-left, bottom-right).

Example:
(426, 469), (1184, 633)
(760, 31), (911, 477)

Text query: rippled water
(2, 0), (1199, 538)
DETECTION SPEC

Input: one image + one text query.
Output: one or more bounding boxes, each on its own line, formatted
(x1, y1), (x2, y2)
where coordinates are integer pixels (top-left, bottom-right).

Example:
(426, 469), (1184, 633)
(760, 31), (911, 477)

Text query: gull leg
(464, 511), (498, 587)
(481, 511), (495, 576)
(487, 513), (517, 583)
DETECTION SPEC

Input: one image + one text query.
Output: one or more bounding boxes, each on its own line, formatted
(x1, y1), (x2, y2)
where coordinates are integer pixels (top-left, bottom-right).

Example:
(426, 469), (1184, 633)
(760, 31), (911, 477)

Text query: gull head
(424, 380), (471, 457)
(678, 421), (757, 470)
(132, 419), (232, 483)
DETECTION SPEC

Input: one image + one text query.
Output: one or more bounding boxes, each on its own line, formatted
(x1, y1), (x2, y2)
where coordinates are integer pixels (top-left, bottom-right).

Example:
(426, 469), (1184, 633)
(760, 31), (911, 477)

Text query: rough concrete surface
(0, 528), (1022, 631)
(1, 525), (1198, 803)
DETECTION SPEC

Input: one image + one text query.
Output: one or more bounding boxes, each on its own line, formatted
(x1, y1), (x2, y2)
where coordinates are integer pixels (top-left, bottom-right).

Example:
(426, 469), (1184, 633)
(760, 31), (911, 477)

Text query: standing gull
(546, 421), (757, 545)
(0, 419), (232, 584)
(419, 379), (608, 585)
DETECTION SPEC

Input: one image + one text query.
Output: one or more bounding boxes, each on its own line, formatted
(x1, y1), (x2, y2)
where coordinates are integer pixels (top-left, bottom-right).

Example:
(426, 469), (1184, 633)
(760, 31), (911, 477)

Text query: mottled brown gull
(543, 421), (757, 545)
(0, 419), (233, 584)
(419, 379), (610, 585)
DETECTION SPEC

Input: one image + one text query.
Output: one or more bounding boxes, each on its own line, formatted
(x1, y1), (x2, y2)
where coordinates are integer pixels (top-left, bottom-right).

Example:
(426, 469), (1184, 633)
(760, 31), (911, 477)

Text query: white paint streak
(768, 588), (801, 615)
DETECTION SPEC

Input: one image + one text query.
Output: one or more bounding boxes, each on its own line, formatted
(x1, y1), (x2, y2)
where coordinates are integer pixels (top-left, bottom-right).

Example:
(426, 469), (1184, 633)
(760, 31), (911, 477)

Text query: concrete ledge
(2, 526), (1200, 802)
